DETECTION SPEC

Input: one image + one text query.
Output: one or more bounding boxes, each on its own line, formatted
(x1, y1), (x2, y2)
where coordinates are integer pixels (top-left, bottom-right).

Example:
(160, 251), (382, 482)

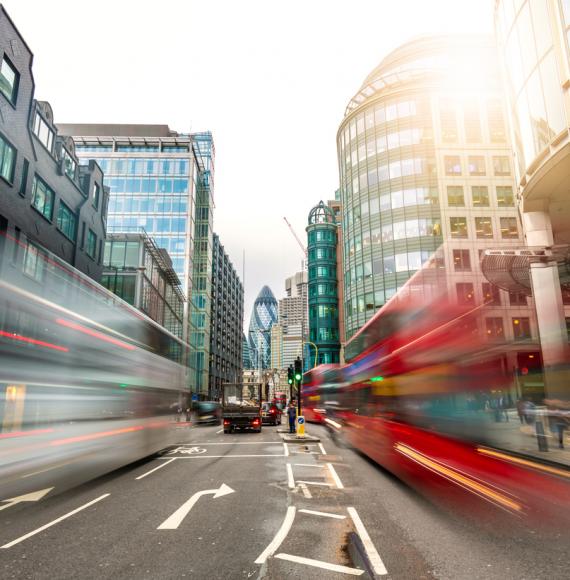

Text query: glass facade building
(306, 201), (341, 365)
(494, 1), (570, 396)
(247, 286), (278, 370)
(337, 35), (531, 347)
(60, 124), (215, 395)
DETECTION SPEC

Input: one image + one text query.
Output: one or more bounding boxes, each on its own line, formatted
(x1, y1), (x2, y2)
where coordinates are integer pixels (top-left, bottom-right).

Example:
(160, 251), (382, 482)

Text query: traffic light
(287, 365), (293, 385)
(294, 357), (302, 382)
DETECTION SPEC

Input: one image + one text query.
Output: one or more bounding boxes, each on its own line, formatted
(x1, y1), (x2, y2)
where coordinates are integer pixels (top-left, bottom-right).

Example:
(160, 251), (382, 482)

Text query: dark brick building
(208, 233), (244, 399)
(0, 5), (108, 281)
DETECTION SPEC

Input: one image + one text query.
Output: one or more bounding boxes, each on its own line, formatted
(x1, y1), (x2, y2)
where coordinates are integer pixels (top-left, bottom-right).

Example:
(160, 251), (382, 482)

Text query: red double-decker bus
(303, 257), (570, 530)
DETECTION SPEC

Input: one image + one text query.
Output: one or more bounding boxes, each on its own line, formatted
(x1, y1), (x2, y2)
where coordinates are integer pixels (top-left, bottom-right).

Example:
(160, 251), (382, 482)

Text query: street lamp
(304, 341), (319, 368)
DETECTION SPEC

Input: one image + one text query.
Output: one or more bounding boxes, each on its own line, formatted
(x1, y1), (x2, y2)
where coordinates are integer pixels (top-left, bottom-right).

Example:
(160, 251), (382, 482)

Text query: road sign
(157, 483), (235, 529)
(297, 416), (305, 437)
(168, 446), (206, 455)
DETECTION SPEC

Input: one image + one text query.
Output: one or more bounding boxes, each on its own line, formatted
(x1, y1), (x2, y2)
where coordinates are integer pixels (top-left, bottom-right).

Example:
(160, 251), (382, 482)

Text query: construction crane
(283, 217), (307, 257)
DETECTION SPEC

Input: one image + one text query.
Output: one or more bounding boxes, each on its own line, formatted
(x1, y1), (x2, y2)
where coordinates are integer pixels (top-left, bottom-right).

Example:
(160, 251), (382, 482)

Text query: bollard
(535, 415), (549, 452)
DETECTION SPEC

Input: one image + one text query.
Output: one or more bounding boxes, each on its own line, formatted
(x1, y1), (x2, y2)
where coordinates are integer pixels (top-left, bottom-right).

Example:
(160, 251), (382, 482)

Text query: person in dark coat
(287, 402), (297, 434)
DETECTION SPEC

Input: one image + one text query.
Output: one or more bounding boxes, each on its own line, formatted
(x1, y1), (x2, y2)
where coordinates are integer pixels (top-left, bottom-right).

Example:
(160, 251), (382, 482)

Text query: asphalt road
(0, 422), (567, 579)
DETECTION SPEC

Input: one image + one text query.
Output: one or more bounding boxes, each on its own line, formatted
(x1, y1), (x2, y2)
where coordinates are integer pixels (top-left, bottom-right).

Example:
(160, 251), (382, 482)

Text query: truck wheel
(224, 429), (230, 434)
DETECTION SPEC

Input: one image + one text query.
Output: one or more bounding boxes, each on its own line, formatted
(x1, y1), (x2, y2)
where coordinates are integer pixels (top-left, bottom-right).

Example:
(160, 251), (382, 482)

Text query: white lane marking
(255, 506), (296, 564)
(299, 509), (346, 520)
(158, 484), (235, 530)
(1, 494), (110, 549)
(347, 507), (388, 576)
(327, 463), (345, 489)
(283, 443), (289, 457)
(293, 463), (322, 468)
(136, 458), (177, 480)
(296, 480), (332, 487)
(159, 454), (285, 459)
(318, 443), (326, 454)
(216, 429), (223, 434)
(173, 442), (280, 446)
(275, 553), (364, 575)
(286, 464), (295, 489)
(325, 418), (342, 429)
(299, 483), (312, 499)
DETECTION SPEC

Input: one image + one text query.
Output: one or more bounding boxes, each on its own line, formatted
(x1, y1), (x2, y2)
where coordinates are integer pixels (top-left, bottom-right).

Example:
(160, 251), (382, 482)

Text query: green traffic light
(288, 378), (293, 384)
(295, 374), (302, 381)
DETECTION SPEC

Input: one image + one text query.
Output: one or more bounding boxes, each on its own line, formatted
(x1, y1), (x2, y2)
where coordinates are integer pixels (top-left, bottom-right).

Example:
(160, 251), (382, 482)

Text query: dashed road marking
(327, 463), (345, 489)
(216, 429), (223, 434)
(1, 494), (110, 549)
(318, 443), (327, 454)
(255, 506), (296, 564)
(293, 463), (322, 468)
(286, 464), (295, 489)
(299, 483), (312, 499)
(136, 458), (177, 480)
(299, 509), (346, 519)
(296, 480), (332, 487)
(347, 507), (388, 576)
(275, 553), (364, 575)
(283, 443), (289, 457)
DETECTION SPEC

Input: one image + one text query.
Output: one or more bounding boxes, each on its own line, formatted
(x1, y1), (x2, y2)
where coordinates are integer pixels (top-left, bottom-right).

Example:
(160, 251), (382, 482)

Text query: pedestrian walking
(287, 402), (297, 434)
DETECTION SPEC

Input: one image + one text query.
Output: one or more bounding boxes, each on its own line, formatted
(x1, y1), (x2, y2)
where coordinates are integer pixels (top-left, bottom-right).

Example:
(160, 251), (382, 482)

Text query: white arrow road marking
(0, 488), (53, 511)
(158, 484), (235, 530)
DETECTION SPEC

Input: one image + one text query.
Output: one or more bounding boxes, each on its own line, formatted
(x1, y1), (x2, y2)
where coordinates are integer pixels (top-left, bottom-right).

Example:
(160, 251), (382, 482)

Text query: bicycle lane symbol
(168, 446), (207, 455)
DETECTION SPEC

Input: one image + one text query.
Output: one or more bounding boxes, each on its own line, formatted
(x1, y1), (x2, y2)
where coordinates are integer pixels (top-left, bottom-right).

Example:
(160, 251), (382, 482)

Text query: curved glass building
(337, 35), (526, 342)
(248, 285), (278, 369)
(307, 201), (341, 365)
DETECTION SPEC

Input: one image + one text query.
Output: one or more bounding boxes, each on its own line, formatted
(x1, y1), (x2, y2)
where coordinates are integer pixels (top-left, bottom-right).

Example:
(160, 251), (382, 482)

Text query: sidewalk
(482, 409), (570, 468)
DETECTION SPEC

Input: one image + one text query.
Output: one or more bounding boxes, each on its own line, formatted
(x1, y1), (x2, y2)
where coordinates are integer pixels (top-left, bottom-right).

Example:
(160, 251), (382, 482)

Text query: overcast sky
(5, 0), (494, 327)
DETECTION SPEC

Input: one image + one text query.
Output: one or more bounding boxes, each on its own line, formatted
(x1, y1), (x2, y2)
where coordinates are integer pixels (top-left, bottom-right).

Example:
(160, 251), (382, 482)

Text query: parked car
(261, 402), (282, 426)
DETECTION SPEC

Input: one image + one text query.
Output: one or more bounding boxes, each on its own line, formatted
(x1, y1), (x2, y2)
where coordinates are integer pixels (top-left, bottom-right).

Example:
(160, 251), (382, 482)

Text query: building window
(482, 283), (501, 306)
(496, 186), (515, 207)
(509, 292), (527, 306)
(61, 148), (76, 180)
(93, 182), (100, 209)
(485, 317), (504, 340)
(23, 242), (45, 282)
(31, 175), (54, 220)
(453, 249), (471, 271)
(475, 216), (493, 238)
(450, 217), (468, 238)
(512, 317), (531, 340)
(19, 158), (29, 195)
(472, 186), (490, 207)
(0, 55), (19, 104)
(464, 100), (481, 143)
(447, 186), (465, 206)
(86, 229), (97, 259)
(440, 99), (457, 142)
(468, 156), (485, 176)
(57, 202), (77, 241)
(456, 282), (475, 305)
(500, 217), (518, 238)
(487, 99), (506, 143)
(444, 156), (462, 175)
(32, 112), (55, 152)
(0, 132), (16, 183)
(493, 156), (510, 176)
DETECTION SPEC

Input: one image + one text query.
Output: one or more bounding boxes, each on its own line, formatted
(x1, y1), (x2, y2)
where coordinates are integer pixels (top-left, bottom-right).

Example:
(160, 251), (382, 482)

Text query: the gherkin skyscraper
(248, 286), (278, 370)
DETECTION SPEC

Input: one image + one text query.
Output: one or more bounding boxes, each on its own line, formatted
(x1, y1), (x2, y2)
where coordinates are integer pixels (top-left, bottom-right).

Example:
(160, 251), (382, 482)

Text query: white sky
(4, 0), (494, 327)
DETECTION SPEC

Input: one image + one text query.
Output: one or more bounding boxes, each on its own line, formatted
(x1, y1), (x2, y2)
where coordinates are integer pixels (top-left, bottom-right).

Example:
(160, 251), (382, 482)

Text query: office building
(242, 332), (251, 370)
(337, 35), (535, 369)
(0, 6), (108, 280)
(493, 1), (570, 397)
(247, 285), (278, 370)
(101, 231), (185, 340)
(270, 323), (283, 370)
(209, 233), (244, 399)
(306, 201), (342, 365)
(58, 124), (215, 396)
